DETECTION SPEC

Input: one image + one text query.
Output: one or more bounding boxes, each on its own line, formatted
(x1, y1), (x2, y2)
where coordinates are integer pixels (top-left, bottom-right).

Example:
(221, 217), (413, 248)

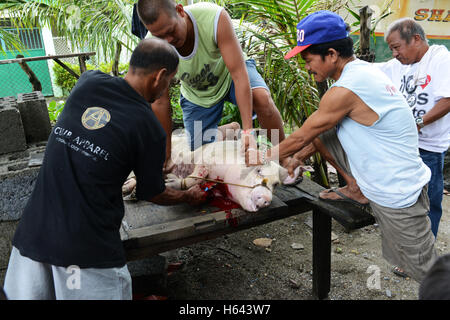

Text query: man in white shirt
(376, 18), (450, 239)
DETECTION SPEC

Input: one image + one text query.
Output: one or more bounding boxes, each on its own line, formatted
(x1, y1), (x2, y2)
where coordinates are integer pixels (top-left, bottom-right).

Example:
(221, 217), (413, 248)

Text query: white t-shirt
(376, 45), (450, 153)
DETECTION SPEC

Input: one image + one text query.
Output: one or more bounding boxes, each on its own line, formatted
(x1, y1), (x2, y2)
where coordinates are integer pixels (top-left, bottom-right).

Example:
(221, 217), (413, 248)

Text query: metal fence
(0, 27), (54, 98)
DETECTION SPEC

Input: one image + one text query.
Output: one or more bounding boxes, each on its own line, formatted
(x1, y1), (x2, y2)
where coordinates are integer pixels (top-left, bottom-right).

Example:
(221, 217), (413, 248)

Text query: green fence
(0, 27), (53, 98)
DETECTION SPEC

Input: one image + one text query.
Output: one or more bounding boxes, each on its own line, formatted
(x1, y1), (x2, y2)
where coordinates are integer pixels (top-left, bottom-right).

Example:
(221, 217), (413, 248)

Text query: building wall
(345, 0), (449, 62)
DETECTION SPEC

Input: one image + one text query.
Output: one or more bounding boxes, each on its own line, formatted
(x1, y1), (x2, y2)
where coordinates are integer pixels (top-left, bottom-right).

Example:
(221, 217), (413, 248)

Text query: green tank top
(176, 3), (232, 108)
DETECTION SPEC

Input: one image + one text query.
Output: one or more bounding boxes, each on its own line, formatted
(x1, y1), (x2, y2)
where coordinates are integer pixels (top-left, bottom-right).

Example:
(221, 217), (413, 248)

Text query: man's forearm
(232, 74), (253, 130)
(423, 97), (450, 126)
(149, 187), (189, 205)
(266, 129), (311, 163)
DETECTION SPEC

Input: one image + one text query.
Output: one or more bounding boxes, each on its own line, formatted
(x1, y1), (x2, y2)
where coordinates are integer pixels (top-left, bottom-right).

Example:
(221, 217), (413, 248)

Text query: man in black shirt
(3, 38), (206, 300)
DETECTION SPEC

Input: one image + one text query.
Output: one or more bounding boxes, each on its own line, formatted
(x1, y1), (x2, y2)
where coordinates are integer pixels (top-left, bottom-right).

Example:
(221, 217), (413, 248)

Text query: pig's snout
(250, 187), (272, 211)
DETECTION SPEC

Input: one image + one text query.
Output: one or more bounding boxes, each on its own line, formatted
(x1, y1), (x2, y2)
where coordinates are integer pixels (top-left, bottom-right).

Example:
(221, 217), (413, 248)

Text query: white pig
(166, 135), (295, 212)
(122, 134), (303, 212)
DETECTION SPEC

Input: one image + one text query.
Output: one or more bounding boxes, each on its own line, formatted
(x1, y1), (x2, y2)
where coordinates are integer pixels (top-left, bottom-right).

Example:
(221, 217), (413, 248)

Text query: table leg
(312, 207), (331, 299)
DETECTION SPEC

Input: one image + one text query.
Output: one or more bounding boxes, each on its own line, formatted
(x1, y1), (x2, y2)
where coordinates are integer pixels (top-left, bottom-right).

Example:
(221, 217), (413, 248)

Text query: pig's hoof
(165, 173), (183, 189)
(122, 177), (136, 196)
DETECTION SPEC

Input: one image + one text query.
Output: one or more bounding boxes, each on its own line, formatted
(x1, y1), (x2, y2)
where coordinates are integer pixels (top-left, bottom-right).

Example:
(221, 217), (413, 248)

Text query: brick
(0, 99), (27, 155)
(17, 91), (52, 143)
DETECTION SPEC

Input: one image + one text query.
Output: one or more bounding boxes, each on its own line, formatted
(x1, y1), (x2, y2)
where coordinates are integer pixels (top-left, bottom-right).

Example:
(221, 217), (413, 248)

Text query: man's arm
(421, 97), (450, 129)
(216, 9), (253, 131)
(247, 87), (362, 165)
(149, 185), (206, 206)
(151, 87), (174, 172)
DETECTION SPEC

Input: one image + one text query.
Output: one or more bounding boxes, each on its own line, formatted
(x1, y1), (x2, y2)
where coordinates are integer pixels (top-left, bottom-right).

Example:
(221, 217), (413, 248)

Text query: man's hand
(285, 155), (305, 178)
(184, 185), (207, 206)
(240, 129), (257, 154)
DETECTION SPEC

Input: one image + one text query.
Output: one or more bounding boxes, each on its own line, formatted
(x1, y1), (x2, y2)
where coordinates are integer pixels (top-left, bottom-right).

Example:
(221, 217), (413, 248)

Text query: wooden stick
(187, 175), (265, 189)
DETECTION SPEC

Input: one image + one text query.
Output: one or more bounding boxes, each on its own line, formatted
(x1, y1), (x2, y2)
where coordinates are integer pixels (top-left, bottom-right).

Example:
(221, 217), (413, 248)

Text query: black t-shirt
(13, 70), (166, 268)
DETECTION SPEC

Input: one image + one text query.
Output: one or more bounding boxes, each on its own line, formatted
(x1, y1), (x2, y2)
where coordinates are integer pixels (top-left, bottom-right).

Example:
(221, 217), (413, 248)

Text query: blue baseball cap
(284, 10), (349, 59)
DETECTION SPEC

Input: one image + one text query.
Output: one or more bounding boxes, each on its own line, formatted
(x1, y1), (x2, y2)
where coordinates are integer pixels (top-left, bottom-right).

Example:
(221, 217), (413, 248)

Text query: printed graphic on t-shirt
(53, 125), (110, 162)
(399, 74), (430, 118)
(180, 63), (219, 91)
(82, 107), (111, 130)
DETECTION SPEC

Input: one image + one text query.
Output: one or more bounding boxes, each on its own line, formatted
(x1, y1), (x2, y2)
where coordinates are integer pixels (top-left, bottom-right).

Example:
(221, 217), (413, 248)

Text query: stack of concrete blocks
(1, 92), (51, 284)
(0, 96), (27, 155)
(17, 91), (52, 144)
(1, 91), (51, 221)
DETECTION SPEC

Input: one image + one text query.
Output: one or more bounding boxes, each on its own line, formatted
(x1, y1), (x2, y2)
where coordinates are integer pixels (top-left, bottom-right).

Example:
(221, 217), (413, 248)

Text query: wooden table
(121, 177), (375, 299)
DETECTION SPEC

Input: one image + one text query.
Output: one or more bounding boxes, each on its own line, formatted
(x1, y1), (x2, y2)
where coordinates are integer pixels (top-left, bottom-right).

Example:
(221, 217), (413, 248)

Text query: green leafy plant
(53, 61), (129, 94)
(47, 100), (65, 122)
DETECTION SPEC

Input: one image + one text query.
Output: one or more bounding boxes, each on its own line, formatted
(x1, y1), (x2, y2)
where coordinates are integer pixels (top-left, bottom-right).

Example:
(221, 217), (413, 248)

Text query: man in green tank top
(137, 0), (285, 168)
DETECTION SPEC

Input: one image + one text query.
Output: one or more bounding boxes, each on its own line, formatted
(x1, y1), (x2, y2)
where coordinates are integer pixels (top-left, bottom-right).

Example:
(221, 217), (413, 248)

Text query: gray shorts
(3, 247), (132, 300)
(319, 128), (438, 282)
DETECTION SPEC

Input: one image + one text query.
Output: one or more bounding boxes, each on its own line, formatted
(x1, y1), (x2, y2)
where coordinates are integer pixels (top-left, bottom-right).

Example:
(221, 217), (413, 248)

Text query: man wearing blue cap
(247, 10), (438, 283)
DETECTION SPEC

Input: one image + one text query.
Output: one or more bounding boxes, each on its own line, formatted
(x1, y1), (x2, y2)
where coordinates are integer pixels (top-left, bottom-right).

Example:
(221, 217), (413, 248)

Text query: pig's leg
(182, 165), (209, 189)
(122, 173), (136, 196)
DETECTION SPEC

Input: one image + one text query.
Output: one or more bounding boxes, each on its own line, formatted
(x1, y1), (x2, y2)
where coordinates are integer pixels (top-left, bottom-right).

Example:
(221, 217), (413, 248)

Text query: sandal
(393, 266), (409, 278)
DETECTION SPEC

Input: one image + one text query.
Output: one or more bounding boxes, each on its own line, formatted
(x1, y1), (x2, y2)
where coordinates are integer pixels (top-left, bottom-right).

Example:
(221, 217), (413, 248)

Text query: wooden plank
(53, 58), (79, 79)
(273, 184), (315, 213)
(123, 195), (315, 261)
(124, 196), (287, 243)
(295, 178), (375, 230)
(0, 52), (96, 65)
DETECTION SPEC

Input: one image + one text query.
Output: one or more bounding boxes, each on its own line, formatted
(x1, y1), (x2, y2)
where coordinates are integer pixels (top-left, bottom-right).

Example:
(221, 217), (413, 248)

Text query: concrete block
(0, 98), (27, 155)
(17, 91), (51, 143)
(0, 147), (45, 222)
(0, 167), (40, 221)
(0, 96), (18, 108)
(0, 221), (19, 272)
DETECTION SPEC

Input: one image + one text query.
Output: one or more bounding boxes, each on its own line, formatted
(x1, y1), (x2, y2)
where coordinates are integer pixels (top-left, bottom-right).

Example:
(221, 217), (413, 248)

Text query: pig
(123, 133), (303, 212)
(166, 133), (302, 212)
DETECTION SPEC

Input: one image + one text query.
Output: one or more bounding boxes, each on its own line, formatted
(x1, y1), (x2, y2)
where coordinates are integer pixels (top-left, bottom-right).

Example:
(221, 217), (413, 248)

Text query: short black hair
(303, 23), (354, 60)
(129, 38), (179, 75)
(419, 254), (450, 300)
(137, 0), (177, 25)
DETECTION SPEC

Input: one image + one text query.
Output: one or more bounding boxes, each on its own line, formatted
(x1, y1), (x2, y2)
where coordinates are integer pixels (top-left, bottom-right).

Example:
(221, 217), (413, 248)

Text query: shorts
(3, 247), (132, 300)
(180, 59), (269, 150)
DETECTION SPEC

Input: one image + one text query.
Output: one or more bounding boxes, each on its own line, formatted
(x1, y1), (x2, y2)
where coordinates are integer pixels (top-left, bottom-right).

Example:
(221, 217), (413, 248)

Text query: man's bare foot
(319, 185), (369, 205)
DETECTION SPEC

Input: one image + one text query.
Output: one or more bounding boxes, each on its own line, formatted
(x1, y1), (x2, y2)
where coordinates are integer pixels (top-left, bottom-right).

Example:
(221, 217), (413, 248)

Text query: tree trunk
(358, 6), (375, 62)
(16, 54), (42, 92)
(112, 41), (122, 77)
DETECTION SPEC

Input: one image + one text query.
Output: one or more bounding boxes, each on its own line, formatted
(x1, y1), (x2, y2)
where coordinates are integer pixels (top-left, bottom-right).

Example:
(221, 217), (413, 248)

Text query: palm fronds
(0, 0), (138, 62)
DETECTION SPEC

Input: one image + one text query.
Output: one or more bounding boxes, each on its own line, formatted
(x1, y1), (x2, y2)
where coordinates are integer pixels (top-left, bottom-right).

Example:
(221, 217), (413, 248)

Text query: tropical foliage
(0, 0), (138, 63)
(228, 0), (353, 130)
